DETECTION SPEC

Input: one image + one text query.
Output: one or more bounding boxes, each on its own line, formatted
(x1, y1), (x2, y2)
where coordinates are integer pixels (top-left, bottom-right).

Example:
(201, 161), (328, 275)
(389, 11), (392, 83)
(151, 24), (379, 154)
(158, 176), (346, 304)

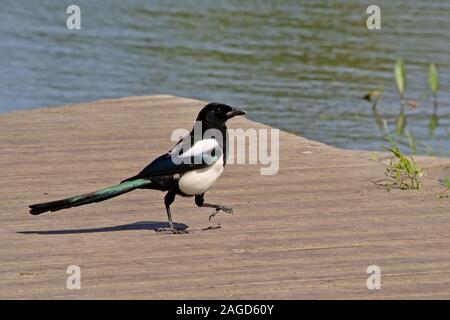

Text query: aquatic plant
(428, 63), (440, 135)
(363, 89), (384, 128)
(372, 137), (424, 190)
(436, 177), (450, 199)
(394, 59), (407, 135)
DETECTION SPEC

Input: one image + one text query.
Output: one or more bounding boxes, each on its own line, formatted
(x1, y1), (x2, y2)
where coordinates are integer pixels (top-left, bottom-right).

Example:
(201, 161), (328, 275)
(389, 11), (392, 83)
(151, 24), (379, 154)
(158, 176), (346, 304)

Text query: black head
(196, 102), (247, 128)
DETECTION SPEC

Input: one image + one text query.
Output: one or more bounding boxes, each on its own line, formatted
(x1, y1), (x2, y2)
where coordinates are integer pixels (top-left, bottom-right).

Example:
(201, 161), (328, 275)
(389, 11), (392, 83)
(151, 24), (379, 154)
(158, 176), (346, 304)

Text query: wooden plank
(0, 95), (449, 299)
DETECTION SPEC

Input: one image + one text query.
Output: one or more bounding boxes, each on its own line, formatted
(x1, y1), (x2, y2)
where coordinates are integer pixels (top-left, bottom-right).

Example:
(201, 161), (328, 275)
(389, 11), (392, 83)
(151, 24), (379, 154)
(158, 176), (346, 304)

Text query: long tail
(29, 178), (152, 215)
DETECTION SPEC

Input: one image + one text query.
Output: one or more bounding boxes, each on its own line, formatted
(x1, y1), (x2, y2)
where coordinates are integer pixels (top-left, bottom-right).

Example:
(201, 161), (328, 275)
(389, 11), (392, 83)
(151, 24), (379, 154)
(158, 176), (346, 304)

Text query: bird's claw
(222, 207), (233, 214)
(208, 206), (233, 221)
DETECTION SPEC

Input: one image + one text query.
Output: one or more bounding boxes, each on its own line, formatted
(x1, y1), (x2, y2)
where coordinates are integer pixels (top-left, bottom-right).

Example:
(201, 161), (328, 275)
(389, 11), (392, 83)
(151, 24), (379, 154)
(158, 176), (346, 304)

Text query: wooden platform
(1, 95), (449, 299)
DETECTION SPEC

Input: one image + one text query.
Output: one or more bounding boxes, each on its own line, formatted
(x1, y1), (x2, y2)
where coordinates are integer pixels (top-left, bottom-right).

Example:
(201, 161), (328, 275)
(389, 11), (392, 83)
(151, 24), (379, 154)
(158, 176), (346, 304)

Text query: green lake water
(1, 0), (449, 153)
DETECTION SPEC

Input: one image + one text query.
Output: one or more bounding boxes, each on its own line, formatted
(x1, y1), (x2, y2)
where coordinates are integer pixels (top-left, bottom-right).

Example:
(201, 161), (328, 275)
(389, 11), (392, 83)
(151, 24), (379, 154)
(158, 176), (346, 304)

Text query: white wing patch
(178, 139), (219, 158)
(178, 154), (224, 195)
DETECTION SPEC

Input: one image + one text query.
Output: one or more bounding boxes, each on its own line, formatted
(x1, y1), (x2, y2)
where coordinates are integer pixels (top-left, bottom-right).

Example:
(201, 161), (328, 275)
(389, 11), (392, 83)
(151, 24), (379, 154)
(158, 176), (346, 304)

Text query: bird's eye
(216, 107), (221, 113)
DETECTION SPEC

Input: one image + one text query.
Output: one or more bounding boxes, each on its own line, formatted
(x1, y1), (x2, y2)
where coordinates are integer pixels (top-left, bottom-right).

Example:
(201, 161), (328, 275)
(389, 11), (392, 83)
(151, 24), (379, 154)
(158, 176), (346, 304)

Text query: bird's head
(196, 102), (247, 128)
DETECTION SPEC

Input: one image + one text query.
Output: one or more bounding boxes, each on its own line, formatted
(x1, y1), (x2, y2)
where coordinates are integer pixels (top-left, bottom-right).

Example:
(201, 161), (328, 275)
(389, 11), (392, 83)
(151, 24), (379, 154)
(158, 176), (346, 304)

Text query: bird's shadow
(17, 221), (188, 235)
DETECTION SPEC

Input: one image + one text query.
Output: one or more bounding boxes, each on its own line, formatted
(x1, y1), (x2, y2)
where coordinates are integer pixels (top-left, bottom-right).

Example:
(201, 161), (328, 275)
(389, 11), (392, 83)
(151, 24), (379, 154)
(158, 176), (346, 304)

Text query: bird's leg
(195, 194), (233, 221)
(157, 192), (188, 234)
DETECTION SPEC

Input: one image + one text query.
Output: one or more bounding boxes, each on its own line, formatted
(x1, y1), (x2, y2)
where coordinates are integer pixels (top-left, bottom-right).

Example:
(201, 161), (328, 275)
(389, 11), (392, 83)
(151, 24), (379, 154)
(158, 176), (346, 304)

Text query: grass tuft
(372, 137), (424, 190)
(436, 178), (450, 199)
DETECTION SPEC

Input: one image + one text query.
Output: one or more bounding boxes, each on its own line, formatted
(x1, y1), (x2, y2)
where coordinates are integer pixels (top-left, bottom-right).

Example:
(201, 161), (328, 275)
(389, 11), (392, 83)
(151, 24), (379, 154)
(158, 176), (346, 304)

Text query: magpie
(29, 103), (247, 233)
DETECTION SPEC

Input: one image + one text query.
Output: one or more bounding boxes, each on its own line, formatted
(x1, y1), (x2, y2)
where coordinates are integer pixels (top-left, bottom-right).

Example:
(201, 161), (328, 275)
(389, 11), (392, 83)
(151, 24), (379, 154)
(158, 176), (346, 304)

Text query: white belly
(178, 155), (224, 195)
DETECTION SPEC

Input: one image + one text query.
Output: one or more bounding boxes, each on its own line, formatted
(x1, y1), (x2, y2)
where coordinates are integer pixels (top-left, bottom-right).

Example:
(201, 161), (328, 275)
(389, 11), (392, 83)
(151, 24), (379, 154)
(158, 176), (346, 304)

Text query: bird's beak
(226, 107), (247, 119)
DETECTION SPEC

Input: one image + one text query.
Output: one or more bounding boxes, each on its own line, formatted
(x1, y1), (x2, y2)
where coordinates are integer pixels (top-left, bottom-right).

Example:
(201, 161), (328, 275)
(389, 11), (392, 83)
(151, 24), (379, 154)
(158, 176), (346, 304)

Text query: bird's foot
(156, 227), (189, 234)
(208, 206), (233, 221)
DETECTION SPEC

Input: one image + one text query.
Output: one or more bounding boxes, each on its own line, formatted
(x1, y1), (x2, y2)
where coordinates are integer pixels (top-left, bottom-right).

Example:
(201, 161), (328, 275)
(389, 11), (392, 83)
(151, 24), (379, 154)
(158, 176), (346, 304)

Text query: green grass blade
(428, 63), (440, 95)
(396, 111), (406, 135)
(394, 59), (406, 96)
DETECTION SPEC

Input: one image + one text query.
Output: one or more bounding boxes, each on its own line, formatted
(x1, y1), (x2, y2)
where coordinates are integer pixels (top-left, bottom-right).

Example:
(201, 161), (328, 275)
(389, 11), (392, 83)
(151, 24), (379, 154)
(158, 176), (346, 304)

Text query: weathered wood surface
(0, 95), (449, 299)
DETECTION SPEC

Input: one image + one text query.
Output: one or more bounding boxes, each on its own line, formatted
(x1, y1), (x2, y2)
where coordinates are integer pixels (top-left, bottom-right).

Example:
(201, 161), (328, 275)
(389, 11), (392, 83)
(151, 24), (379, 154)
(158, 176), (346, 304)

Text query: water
(1, 0), (449, 153)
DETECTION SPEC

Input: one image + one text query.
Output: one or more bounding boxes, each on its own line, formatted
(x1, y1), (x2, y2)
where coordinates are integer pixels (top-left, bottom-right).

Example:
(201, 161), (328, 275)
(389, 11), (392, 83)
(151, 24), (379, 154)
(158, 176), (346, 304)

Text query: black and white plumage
(29, 103), (247, 233)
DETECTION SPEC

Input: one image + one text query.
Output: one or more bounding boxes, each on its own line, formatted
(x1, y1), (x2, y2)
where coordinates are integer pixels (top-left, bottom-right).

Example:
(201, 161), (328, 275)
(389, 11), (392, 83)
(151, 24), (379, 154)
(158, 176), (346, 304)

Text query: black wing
(122, 137), (221, 182)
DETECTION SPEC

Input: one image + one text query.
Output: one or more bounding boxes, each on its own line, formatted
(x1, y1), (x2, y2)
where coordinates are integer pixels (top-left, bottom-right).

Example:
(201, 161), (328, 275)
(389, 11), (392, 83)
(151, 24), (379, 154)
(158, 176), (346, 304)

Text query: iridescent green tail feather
(29, 178), (152, 215)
